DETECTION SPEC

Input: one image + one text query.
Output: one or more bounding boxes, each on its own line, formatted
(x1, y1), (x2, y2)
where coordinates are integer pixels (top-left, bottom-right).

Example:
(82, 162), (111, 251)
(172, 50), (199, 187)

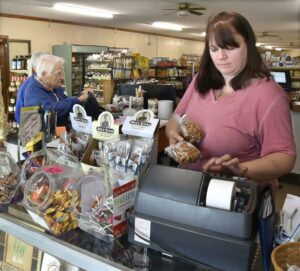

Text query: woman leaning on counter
(166, 11), (296, 195)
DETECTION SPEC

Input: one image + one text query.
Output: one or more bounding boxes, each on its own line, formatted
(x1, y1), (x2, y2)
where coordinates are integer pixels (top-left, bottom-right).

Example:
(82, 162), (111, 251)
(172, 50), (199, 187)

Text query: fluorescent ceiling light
(275, 48), (282, 51)
(264, 45), (273, 49)
(256, 42), (262, 47)
(152, 22), (183, 31)
(53, 3), (114, 18)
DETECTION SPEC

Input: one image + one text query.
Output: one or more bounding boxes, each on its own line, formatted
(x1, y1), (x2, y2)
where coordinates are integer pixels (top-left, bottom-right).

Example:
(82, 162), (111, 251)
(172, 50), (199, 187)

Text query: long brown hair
(195, 12), (270, 93)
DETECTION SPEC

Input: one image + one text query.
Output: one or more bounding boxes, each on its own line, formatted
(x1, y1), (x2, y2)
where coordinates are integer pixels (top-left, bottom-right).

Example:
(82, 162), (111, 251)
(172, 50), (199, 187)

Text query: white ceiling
(1, 0), (299, 49)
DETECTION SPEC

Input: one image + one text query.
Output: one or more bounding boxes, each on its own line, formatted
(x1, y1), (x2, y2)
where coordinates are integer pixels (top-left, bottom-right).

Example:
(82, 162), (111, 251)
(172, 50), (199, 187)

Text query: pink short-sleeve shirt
(175, 76), (296, 173)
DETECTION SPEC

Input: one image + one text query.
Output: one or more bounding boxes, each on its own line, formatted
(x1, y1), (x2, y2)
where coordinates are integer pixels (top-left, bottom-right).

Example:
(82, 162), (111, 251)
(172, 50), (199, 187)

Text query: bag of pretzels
(165, 141), (201, 164)
(176, 114), (204, 144)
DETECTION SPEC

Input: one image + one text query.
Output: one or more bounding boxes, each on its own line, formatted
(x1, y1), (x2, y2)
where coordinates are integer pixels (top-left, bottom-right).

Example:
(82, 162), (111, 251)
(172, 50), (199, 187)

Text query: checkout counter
(0, 191), (264, 271)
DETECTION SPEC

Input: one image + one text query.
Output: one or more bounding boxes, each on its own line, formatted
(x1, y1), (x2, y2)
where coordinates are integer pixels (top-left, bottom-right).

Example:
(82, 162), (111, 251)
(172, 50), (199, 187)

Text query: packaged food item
(165, 141), (201, 163)
(179, 118), (204, 144)
(0, 151), (21, 210)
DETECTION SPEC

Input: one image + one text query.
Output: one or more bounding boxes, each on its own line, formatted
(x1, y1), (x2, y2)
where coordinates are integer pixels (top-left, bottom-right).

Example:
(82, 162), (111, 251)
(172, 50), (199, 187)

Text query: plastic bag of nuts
(179, 116), (204, 144)
(165, 141), (201, 163)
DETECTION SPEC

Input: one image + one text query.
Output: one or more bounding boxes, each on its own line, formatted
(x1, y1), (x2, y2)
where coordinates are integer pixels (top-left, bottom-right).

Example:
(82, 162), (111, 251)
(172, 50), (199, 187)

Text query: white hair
(36, 54), (65, 79)
(29, 51), (48, 70)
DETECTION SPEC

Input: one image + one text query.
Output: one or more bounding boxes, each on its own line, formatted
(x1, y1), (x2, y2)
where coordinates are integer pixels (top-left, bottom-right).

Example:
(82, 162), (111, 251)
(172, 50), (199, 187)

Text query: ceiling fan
(163, 2), (206, 17)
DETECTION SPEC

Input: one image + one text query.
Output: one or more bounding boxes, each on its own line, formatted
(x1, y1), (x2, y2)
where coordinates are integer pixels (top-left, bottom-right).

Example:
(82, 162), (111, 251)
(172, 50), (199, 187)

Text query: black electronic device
(117, 83), (176, 109)
(270, 69), (292, 91)
(128, 164), (259, 271)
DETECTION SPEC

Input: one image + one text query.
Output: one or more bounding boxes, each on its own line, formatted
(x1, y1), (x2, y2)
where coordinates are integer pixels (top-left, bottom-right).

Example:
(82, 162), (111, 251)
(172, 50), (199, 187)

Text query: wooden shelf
(10, 69), (28, 74)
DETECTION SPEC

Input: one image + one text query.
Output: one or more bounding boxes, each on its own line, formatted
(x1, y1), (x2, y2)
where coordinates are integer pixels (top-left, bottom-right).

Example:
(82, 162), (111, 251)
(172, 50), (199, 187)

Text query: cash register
(128, 164), (259, 271)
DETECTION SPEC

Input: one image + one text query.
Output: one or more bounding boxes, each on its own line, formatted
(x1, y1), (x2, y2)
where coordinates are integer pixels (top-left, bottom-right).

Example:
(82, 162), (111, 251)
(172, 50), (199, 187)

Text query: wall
(0, 16), (204, 59)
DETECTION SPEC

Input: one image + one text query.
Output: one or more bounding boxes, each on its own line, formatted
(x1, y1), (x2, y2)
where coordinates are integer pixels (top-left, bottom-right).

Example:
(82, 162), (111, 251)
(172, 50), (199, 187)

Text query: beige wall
(0, 16), (204, 59)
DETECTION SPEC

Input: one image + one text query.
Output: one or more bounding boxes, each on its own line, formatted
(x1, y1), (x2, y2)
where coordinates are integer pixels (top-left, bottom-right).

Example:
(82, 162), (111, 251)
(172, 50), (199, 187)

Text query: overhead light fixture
(275, 48), (282, 51)
(53, 3), (114, 18)
(256, 42), (262, 47)
(152, 22), (183, 31)
(264, 45), (273, 49)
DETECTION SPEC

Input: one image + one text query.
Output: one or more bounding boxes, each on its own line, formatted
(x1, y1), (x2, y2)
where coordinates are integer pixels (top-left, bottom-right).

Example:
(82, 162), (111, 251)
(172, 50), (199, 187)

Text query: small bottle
(16, 56), (22, 70)
(11, 56), (17, 70)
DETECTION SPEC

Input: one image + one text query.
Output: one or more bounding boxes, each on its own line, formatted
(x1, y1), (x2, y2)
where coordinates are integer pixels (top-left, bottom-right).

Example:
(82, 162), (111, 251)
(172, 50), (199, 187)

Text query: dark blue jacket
(24, 77), (79, 126)
(15, 75), (34, 123)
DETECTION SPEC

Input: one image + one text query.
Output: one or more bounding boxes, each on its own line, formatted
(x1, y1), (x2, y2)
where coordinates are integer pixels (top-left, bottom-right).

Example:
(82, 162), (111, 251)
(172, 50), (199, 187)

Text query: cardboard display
(121, 109), (159, 138)
(92, 112), (119, 141)
(70, 104), (93, 134)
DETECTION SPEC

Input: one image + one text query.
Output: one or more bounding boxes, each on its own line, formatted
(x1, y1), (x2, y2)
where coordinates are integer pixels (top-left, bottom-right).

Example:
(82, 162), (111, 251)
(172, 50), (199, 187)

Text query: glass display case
(0, 204), (264, 271)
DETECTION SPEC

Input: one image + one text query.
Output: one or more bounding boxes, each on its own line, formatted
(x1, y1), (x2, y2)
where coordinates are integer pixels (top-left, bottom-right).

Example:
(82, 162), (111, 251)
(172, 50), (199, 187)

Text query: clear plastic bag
(178, 115), (204, 144)
(165, 141), (201, 163)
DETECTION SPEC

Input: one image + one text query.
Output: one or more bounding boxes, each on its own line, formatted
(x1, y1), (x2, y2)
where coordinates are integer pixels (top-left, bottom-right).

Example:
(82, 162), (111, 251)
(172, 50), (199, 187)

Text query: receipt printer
(128, 165), (259, 271)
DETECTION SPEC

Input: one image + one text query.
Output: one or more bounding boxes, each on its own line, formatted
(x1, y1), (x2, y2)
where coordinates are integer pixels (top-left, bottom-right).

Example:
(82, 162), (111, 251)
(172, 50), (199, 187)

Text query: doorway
(0, 35), (10, 112)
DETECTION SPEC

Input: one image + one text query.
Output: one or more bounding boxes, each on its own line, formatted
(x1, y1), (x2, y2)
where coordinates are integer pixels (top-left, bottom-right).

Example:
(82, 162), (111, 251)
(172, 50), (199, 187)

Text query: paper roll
(206, 179), (236, 210)
(158, 100), (173, 120)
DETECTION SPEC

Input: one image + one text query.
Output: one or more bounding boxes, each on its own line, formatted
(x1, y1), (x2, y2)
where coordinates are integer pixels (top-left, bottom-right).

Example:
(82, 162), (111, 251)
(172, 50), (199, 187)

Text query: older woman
(166, 12), (296, 192)
(23, 54), (89, 126)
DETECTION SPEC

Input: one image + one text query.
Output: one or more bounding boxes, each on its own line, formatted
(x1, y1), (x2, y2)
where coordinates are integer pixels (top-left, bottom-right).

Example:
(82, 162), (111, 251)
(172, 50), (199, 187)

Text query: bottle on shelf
(8, 76), (17, 93)
(16, 55), (22, 70)
(11, 56), (17, 70)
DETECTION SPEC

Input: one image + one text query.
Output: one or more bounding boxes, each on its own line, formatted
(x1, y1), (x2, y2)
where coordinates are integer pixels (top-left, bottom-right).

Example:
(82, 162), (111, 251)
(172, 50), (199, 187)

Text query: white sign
(122, 109), (159, 138)
(92, 111), (119, 141)
(70, 104), (92, 134)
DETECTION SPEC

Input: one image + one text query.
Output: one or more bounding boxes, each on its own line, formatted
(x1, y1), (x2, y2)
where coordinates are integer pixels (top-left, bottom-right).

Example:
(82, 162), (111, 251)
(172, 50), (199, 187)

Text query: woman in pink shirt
(166, 12), (296, 190)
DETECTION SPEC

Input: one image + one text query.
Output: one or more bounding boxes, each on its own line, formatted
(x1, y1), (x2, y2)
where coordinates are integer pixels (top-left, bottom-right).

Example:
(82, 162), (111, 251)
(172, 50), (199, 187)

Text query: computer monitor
(270, 70), (292, 91)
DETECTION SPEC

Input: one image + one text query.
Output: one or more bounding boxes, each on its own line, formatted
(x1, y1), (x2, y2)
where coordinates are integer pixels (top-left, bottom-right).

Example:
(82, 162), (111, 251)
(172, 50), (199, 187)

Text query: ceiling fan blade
(163, 10), (177, 16)
(189, 7), (207, 11)
(189, 10), (204, 16)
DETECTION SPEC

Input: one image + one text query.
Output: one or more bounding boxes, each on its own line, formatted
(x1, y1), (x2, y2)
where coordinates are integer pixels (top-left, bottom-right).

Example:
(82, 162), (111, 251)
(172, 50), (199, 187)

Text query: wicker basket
(271, 242), (300, 271)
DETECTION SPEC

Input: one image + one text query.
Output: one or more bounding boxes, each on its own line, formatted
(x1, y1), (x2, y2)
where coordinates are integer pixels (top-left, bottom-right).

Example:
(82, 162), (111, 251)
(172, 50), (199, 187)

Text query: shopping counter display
(0, 205), (264, 271)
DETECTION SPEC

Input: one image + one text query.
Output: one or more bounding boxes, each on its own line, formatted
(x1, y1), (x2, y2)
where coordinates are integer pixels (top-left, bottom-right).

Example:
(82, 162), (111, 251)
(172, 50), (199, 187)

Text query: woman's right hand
(165, 118), (184, 145)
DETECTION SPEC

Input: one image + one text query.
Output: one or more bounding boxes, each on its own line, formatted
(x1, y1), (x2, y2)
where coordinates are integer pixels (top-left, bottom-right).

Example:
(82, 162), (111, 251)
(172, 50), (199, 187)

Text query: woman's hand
(202, 154), (248, 177)
(165, 118), (184, 145)
(78, 88), (93, 103)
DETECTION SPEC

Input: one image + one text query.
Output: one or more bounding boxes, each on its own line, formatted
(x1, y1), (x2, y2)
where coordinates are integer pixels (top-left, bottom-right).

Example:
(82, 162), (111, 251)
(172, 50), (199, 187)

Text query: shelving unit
(7, 69), (28, 129)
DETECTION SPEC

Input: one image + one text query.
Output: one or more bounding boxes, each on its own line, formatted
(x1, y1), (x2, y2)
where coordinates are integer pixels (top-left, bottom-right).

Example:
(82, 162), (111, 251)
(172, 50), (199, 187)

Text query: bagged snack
(165, 141), (201, 163)
(177, 115), (204, 144)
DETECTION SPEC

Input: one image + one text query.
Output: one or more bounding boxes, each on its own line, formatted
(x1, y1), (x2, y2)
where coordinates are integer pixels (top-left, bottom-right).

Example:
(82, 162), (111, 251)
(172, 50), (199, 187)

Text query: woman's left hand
(202, 154), (248, 177)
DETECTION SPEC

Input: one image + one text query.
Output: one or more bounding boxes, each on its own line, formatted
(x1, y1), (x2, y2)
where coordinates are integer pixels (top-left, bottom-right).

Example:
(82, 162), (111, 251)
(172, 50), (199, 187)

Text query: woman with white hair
(23, 54), (90, 127)
(15, 51), (48, 123)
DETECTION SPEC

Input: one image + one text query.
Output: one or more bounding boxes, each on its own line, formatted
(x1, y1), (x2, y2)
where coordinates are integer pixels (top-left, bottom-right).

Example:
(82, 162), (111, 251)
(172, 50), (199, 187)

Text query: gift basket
(0, 151), (21, 211)
(271, 242), (300, 271)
